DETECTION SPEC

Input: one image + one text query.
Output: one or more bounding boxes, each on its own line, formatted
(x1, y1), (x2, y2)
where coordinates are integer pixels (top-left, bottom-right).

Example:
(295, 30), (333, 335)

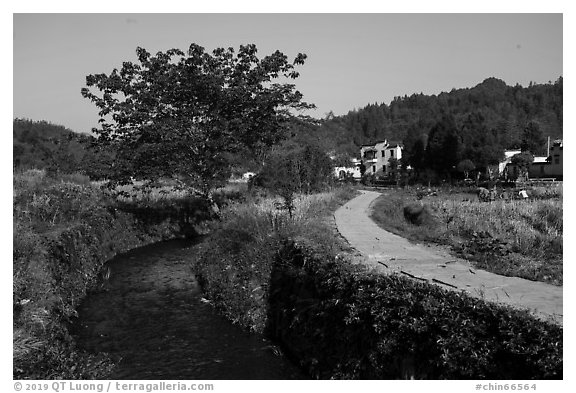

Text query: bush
(255, 143), (334, 216)
(268, 239), (562, 379)
(403, 203), (437, 226)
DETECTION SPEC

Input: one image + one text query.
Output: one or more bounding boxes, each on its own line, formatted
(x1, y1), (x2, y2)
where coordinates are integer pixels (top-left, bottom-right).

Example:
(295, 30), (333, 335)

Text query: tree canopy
(316, 77), (562, 159)
(81, 43), (315, 193)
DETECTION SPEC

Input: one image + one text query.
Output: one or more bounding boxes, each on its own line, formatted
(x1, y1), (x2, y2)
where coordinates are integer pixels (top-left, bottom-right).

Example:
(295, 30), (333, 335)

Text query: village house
(360, 140), (403, 176)
(498, 150), (522, 174)
(505, 139), (563, 180)
(334, 158), (363, 180)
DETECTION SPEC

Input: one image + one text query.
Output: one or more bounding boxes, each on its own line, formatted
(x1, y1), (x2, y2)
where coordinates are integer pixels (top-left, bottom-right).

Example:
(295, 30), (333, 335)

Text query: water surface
(73, 239), (304, 379)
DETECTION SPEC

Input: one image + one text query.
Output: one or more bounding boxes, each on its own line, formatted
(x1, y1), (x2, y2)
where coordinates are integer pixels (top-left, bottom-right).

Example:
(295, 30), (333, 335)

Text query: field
(369, 185), (563, 285)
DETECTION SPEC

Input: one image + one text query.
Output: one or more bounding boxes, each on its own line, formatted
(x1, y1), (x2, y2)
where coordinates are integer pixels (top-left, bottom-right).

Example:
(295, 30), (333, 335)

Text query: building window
(372, 165), (376, 173)
(381, 150), (385, 158)
(390, 150), (394, 157)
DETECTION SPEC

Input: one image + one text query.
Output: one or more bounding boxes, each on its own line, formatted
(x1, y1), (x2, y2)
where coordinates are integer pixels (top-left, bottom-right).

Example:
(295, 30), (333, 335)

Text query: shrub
(268, 239), (562, 379)
(403, 203), (437, 226)
(255, 143), (334, 216)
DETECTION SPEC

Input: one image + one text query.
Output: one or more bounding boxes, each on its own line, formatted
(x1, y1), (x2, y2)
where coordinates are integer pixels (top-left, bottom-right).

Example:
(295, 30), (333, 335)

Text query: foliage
(459, 112), (504, 168)
(317, 77), (562, 154)
(192, 186), (561, 379)
(511, 152), (535, 181)
(193, 187), (358, 332)
(81, 43), (315, 194)
(269, 239), (562, 379)
(425, 115), (462, 176)
(13, 170), (189, 379)
(456, 159), (475, 178)
(521, 121), (547, 155)
(255, 143), (334, 215)
(13, 118), (93, 173)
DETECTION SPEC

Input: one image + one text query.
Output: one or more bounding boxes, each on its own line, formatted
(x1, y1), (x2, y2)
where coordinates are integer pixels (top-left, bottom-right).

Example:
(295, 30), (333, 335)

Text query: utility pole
(547, 136), (550, 157)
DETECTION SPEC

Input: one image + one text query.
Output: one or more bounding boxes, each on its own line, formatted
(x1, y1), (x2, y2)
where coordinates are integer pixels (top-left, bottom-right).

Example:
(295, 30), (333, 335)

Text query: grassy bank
(370, 186), (562, 285)
(13, 170), (188, 379)
(194, 186), (358, 332)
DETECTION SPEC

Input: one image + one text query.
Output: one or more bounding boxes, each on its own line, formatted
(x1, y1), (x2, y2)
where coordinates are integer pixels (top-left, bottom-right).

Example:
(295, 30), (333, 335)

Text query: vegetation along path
(334, 190), (562, 324)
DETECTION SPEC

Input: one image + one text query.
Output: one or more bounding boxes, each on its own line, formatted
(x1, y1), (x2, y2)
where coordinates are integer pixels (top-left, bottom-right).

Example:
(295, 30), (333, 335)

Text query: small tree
(258, 143), (333, 217)
(521, 121), (546, 155)
(456, 159), (475, 179)
(388, 157), (400, 185)
(511, 152), (534, 181)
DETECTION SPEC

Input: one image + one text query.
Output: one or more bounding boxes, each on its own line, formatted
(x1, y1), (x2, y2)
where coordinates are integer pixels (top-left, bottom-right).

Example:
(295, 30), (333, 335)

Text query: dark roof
(361, 140), (404, 149)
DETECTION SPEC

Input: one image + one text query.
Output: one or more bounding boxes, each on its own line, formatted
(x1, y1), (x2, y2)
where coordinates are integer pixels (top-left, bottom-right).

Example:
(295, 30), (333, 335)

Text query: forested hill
(314, 77), (562, 157)
(13, 118), (93, 171)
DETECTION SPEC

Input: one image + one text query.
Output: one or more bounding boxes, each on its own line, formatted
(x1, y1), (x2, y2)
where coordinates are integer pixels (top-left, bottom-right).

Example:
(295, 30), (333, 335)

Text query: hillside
(313, 77), (562, 157)
(13, 118), (94, 172)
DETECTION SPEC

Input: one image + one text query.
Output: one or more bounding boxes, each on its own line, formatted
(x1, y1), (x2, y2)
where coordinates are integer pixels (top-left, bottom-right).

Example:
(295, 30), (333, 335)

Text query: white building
(360, 140), (403, 176)
(334, 158), (362, 180)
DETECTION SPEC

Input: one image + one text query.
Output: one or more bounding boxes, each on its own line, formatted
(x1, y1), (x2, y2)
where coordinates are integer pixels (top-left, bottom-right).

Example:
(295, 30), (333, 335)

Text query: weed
(370, 188), (562, 284)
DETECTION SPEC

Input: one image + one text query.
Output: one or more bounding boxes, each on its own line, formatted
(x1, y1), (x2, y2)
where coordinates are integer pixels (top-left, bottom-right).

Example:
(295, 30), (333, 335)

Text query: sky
(13, 13), (563, 134)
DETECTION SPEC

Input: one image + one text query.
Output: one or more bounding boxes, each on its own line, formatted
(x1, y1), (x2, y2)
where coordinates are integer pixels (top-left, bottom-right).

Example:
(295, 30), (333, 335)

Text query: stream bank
(72, 239), (304, 379)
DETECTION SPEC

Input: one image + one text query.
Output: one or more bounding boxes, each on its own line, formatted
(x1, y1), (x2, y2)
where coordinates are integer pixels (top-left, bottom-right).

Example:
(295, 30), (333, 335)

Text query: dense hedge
(268, 238), (563, 379)
(13, 172), (190, 379)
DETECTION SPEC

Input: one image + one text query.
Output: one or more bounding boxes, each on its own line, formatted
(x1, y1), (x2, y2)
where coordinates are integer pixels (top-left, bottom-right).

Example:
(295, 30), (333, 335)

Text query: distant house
(528, 156), (551, 179)
(334, 158), (362, 180)
(505, 139), (563, 180)
(360, 140), (403, 176)
(498, 150), (522, 174)
(547, 139), (563, 178)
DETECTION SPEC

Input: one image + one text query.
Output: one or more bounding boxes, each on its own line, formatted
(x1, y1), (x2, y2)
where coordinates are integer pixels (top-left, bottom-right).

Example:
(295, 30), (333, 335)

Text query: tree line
(13, 45), (562, 188)
(312, 76), (562, 181)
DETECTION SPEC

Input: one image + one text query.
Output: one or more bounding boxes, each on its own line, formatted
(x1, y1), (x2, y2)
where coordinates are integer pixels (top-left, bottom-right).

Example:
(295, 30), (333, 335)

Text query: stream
(72, 239), (305, 379)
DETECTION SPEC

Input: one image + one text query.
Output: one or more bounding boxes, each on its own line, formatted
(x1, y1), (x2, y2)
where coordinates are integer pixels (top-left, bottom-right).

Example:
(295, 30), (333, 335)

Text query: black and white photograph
(8, 3), (570, 390)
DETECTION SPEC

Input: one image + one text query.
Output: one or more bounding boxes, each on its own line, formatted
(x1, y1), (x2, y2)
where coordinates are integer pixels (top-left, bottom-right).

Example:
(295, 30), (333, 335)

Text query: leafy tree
(521, 121), (546, 155)
(387, 157), (400, 184)
(257, 143), (333, 216)
(511, 152), (534, 181)
(81, 43), (314, 198)
(456, 159), (475, 179)
(425, 115), (462, 178)
(459, 112), (504, 168)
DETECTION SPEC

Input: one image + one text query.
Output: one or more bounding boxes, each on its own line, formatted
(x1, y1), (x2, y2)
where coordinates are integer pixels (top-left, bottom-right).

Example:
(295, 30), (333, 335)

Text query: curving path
(334, 190), (563, 324)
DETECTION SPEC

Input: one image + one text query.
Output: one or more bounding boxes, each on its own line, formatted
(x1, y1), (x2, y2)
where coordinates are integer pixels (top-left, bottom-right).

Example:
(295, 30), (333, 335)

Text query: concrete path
(334, 190), (563, 324)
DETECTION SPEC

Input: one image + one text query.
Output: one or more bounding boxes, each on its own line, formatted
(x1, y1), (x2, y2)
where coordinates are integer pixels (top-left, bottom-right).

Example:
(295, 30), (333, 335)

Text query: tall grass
(194, 186), (358, 331)
(13, 169), (183, 379)
(370, 188), (562, 285)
